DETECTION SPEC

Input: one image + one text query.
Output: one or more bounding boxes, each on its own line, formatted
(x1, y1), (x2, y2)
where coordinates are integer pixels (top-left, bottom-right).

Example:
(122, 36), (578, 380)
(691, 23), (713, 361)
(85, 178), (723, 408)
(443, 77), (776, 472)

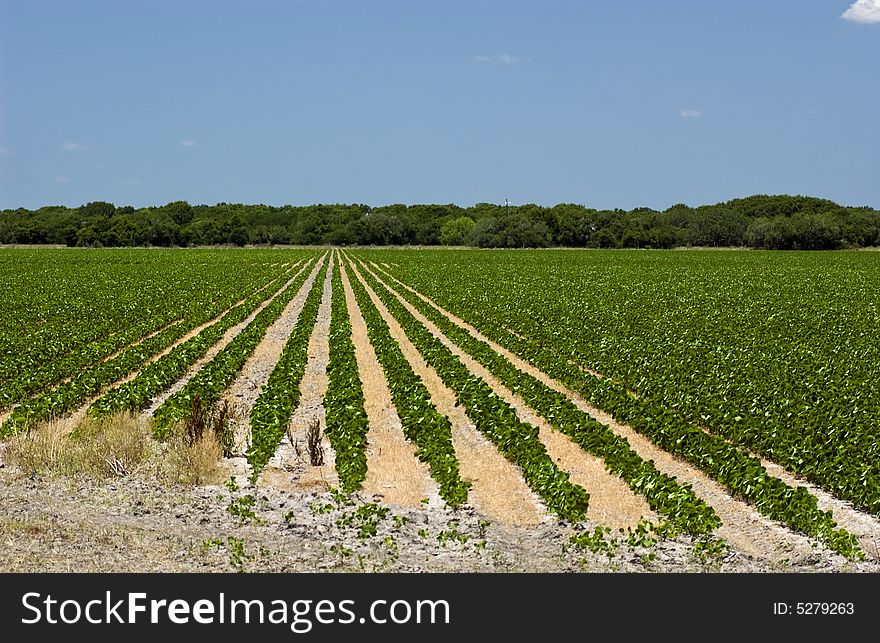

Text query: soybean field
(2, 247), (879, 566)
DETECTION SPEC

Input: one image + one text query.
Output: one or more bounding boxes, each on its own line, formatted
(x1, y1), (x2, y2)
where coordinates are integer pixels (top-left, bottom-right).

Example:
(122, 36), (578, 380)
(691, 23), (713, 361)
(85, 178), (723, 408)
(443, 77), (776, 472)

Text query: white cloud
(122, 177), (143, 187)
(474, 54), (519, 64)
(61, 141), (87, 151)
(54, 175), (72, 184)
(842, 0), (880, 23)
(0, 146), (10, 155)
(680, 108), (702, 119)
(180, 139), (198, 147)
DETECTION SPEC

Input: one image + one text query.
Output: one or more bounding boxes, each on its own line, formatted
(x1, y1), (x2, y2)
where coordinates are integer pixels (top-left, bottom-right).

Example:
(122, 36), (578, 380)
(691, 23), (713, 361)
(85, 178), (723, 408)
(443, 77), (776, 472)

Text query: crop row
(153, 255), (326, 439)
(363, 261), (720, 535)
(245, 258), (329, 478)
(394, 250), (880, 517)
(0, 266), (299, 439)
(367, 253), (862, 557)
(322, 254), (370, 492)
(0, 316), (183, 410)
(0, 249), (292, 399)
(344, 258), (470, 506)
(352, 258), (591, 522)
(88, 260), (308, 419)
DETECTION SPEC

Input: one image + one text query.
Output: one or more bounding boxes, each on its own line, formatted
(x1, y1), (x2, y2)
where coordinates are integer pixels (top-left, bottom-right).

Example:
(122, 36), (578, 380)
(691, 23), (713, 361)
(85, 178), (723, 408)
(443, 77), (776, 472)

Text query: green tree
(163, 201), (194, 226)
(439, 216), (475, 246)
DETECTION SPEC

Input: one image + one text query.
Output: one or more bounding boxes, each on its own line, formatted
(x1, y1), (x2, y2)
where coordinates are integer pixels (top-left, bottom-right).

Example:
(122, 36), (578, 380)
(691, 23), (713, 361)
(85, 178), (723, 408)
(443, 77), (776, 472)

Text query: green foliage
(309, 501), (335, 516)
(392, 514), (409, 529)
(89, 260), (309, 420)
(323, 255), (369, 492)
(152, 255), (322, 440)
(223, 476), (239, 493)
(202, 535), (252, 573)
(344, 258), (471, 506)
(692, 535), (729, 565)
(224, 536), (250, 573)
(368, 260), (719, 534)
(437, 521), (470, 546)
(438, 216), (475, 246)
(226, 494), (257, 522)
(336, 503), (389, 540)
(569, 526), (619, 555)
(201, 537), (225, 550)
(245, 258), (329, 480)
(355, 257), (590, 522)
(0, 250), (313, 436)
(5, 195), (876, 249)
(369, 249), (867, 558)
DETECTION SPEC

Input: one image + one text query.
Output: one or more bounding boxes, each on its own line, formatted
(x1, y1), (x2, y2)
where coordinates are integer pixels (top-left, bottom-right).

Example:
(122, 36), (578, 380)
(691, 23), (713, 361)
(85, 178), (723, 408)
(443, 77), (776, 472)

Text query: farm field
(1, 247), (879, 573)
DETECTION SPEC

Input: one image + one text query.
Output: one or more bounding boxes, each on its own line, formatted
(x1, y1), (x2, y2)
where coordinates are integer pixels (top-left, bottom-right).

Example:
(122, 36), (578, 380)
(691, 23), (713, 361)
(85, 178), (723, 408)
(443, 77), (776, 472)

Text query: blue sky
(0, 0), (877, 210)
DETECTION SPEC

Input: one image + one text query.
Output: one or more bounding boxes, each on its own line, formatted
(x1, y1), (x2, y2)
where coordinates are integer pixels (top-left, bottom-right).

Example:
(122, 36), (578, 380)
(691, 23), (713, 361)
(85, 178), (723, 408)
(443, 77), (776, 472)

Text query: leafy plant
(336, 502), (389, 540)
(227, 494), (257, 522)
(569, 526), (619, 555)
(154, 256), (324, 441)
(246, 258), (329, 481)
(362, 251), (864, 558)
(323, 258), (369, 491)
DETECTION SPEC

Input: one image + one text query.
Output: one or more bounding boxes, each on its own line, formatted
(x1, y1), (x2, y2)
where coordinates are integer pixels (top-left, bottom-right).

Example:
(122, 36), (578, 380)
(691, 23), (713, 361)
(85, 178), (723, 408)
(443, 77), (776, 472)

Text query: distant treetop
(1, 195), (878, 250)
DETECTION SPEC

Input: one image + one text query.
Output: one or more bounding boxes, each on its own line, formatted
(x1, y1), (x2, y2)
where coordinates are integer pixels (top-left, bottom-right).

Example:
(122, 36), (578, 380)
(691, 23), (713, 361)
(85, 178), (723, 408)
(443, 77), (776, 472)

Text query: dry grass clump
(4, 414), (154, 479)
(164, 432), (224, 486)
(181, 395), (236, 458)
(161, 395), (234, 485)
(3, 420), (68, 475)
(3, 401), (229, 486)
(289, 417), (324, 466)
(71, 415), (155, 477)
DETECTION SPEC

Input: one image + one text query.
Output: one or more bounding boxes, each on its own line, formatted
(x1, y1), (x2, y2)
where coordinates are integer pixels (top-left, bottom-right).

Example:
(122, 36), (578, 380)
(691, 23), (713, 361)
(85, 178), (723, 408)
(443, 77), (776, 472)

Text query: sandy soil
(258, 259), (338, 492)
(348, 261), (546, 527)
(1, 464), (874, 573)
(338, 259), (437, 508)
(141, 260), (309, 419)
(368, 263), (853, 564)
(223, 256), (327, 454)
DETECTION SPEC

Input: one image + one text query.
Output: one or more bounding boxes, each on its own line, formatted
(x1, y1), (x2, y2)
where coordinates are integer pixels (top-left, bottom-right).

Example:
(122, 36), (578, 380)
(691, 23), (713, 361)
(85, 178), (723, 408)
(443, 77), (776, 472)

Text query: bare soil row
(2, 250), (878, 571)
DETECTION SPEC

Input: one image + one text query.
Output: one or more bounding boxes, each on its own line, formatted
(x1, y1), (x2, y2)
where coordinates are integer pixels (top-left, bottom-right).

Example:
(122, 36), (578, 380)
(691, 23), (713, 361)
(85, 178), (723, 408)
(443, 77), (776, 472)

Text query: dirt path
(0, 274), (297, 434)
(338, 259), (437, 508)
(348, 260), (546, 527)
(223, 256), (327, 454)
(54, 269), (297, 400)
(258, 259), (338, 493)
(7, 463), (869, 573)
(99, 318), (184, 365)
(141, 260), (309, 420)
(370, 265), (836, 562)
(370, 264), (880, 558)
(360, 262), (652, 530)
(761, 458), (880, 559)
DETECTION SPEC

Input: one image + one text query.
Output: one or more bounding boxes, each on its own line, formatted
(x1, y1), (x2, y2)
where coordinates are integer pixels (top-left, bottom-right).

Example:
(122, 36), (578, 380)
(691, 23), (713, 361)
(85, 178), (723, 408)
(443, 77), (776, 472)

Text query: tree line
(1, 195), (878, 249)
